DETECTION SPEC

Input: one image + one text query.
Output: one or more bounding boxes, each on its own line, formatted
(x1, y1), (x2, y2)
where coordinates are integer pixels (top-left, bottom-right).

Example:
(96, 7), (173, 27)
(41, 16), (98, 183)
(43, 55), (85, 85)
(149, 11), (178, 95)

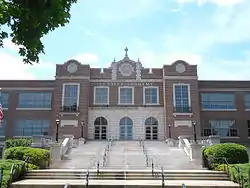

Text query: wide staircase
(11, 139), (240, 188)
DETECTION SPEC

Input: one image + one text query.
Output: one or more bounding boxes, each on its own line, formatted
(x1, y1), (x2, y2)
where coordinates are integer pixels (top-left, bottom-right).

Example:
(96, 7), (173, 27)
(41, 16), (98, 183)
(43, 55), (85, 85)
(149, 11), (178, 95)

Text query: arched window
(145, 117), (158, 140)
(94, 117), (107, 125)
(145, 117), (158, 126)
(120, 117), (133, 126)
(94, 117), (107, 140)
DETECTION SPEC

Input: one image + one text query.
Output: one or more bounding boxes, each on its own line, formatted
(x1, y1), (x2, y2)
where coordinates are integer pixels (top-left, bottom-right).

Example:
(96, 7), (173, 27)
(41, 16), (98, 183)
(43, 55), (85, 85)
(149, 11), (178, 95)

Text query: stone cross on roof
(124, 46), (128, 57)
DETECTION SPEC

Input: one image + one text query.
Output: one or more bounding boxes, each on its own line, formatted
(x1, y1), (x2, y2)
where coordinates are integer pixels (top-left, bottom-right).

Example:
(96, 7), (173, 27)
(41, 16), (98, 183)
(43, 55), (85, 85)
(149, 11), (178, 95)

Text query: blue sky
(1, 0), (250, 80)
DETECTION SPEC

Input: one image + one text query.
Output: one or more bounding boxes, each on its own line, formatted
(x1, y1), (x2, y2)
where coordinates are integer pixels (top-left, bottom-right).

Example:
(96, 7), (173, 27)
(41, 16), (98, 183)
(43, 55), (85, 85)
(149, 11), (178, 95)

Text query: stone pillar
(208, 135), (220, 145)
(50, 143), (62, 166)
(190, 143), (203, 165)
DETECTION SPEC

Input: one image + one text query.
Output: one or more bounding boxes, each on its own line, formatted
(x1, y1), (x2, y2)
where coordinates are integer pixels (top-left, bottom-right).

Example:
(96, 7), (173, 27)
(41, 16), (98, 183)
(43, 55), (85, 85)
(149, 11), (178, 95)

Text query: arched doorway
(119, 117), (133, 140)
(145, 117), (158, 140)
(94, 117), (107, 140)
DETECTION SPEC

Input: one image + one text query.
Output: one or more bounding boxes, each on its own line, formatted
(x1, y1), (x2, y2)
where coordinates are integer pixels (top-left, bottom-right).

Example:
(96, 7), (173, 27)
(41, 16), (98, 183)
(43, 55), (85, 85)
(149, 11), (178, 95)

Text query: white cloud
(176, 0), (245, 6)
(3, 38), (22, 52)
(0, 51), (55, 80)
(71, 53), (100, 67)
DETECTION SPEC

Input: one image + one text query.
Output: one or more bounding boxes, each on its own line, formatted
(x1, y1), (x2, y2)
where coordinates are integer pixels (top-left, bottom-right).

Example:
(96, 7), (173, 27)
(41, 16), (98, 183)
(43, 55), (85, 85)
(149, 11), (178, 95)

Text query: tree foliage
(0, 0), (77, 64)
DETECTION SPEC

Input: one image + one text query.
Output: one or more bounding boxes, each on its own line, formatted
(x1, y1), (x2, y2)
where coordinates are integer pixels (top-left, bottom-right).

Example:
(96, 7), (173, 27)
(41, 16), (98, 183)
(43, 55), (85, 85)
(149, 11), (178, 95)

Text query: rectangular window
(173, 84), (191, 113)
(201, 93), (235, 110)
(14, 119), (50, 136)
(0, 92), (9, 108)
(119, 87), (133, 104)
(0, 120), (6, 137)
(244, 94), (250, 110)
(144, 87), (159, 104)
(62, 84), (80, 112)
(18, 92), (52, 108)
(94, 87), (109, 104)
(209, 120), (238, 137)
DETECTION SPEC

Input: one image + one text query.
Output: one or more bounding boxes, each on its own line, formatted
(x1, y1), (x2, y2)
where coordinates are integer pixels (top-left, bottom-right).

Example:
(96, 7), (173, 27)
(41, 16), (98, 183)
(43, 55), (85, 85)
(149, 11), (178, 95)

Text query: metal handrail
(151, 159), (154, 176)
(182, 183), (186, 188)
(161, 166), (164, 188)
(97, 161), (100, 175)
(86, 169), (89, 187)
(64, 183), (69, 188)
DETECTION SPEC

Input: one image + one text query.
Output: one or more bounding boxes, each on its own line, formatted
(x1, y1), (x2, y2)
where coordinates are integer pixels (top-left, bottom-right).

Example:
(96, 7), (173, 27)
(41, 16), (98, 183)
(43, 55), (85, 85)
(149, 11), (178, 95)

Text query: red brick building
(0, 48), (250, 142)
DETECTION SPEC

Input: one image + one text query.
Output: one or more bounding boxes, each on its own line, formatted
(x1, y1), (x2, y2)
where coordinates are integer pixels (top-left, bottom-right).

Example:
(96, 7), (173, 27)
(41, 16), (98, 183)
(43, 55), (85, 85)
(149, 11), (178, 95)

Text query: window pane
(119, 88), (133, 104)
(0, 120), (6, 136)
(244, 94), (250, 109)
(95, 87), (108, 104)
(209, 120), (236, 137)
(18, 92), (52, 108)
(174, 85), (190, 113)
(201, 93), (235, 110)
(63, 85), (79, 107)
(14, 119), (50, 136)
(0, 92), (9, 108)
(145, 87), (158, 104)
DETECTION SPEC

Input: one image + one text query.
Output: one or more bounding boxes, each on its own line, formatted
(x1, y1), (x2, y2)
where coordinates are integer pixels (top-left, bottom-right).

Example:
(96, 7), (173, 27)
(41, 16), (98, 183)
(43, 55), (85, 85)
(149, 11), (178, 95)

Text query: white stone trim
(93, 86), (109, 105)
(143, 86), (159, 105)
(0, 87), (54, 91)
(174, 120), (192, 127)
(199, 88), (250, 92)
(60, 120), (78, 127)
(164, 76), (198, 80)
(88, 107), (165, 140)
(16, 108), (52, 110)
(62, 83), (80, 107)
(201, 109), (237, 111)
(56, 76), (90, 80)
(90, 79), (163, 83)
(118, 86), (134, 105)
(173, 83), (191, 107)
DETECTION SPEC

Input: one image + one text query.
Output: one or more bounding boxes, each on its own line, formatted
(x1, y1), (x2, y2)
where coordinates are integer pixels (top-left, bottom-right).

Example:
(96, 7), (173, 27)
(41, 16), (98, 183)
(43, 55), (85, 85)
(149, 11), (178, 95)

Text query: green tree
(0, 0), (77, 64)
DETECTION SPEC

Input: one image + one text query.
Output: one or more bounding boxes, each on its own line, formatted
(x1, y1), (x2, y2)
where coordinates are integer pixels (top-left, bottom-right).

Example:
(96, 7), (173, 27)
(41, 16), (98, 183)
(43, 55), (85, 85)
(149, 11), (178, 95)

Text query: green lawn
(228, 163), (250, 188)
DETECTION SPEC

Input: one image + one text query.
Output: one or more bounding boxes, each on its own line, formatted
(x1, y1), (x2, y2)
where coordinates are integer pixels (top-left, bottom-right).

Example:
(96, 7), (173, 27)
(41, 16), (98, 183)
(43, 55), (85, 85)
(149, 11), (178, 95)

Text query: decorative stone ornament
(119, 62), (133, 76)
(67, 62), (78, 73)
(175, 63), (186, 73)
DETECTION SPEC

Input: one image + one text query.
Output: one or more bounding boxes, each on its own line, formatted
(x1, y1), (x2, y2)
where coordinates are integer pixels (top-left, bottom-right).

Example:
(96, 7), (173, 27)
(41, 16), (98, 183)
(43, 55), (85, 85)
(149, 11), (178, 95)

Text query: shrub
(5, 138), (32, 149)
(203, 143), (249, 169)
(3, 147), (50, 169)
(0, 159), (38, 188)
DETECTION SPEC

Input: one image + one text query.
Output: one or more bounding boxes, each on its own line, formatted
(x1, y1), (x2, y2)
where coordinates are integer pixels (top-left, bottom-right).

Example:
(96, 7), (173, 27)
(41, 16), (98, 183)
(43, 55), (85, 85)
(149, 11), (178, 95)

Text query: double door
(94, 126), (107, 140)
(145, 126), (158, 140)
(120, 125), (133, 140)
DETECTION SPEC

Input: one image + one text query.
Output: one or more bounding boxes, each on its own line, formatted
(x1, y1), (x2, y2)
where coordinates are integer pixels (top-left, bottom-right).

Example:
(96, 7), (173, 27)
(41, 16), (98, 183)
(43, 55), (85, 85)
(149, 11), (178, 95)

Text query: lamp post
(80, 120), (85, 138)
(55, 119), (60, 143)
(192, 121), (197, 143)
(168, 124), (171, 138)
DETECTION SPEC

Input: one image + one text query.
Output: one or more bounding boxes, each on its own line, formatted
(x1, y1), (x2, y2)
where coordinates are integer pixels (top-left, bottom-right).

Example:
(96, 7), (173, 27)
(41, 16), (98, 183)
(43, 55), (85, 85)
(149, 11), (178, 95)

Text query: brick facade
(0, 50), (250, 142)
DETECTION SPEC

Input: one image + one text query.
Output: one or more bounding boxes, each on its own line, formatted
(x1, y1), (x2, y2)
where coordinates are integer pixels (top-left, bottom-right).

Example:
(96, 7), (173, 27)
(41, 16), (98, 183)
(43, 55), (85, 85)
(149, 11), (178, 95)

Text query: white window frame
(94, 86), (109, 105)
(143, 86), (159, 105)
(61, 83), (80, 107)
(173, 83), (191, 107)
(118, 86), (134, 105)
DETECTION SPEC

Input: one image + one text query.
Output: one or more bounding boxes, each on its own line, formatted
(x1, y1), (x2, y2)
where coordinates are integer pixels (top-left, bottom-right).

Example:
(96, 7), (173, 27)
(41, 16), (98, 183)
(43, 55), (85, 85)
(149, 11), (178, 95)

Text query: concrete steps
(11, 169), (240, 188)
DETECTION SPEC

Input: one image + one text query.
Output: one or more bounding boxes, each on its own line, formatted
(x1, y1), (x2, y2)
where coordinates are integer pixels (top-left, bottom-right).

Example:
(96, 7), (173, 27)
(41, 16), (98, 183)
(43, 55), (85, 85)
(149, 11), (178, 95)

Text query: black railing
(161, 166), (165, 188)
(7, 156), (30, 187)
(60, 105), (79, 113)
(151, 159), (154, 176)
(0, 168), (3, 188)
(86, 169), (89, 188)
(97, 161), (100, 175)
(173, 106), (192, 113)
